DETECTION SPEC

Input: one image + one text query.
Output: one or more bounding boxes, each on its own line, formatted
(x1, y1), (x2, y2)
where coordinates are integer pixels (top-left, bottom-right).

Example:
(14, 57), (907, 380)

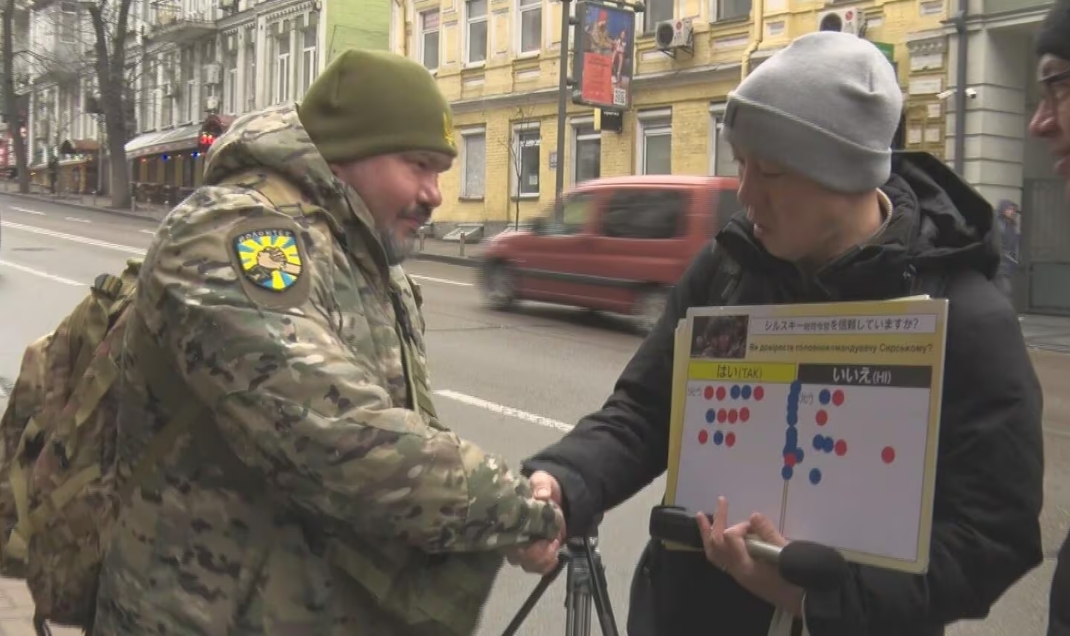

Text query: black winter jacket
(522, 152), (1045, 635)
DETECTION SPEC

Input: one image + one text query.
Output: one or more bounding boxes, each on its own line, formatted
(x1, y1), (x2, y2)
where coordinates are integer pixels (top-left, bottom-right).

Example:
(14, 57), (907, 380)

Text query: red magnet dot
(725, 432), (736, 447)
(716, 386), (727, 401)
(882, 446), (896, 464)
(834, 440), (847, 456)
(832, 390), (845, 406)
(739, 407), (750, 422)
(728, 409), (738, 424)
(717, 409), (727, 423)
(699, 430), (709, 444)
(784, 451), (797, 467)
(704, 386), (714, 400)
(753, 386), (764, 401)
(816, 410), (828, 426)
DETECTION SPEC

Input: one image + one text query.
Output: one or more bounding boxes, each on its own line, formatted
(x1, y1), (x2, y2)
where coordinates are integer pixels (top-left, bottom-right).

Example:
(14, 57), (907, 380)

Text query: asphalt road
(0, 193), (1067, 636)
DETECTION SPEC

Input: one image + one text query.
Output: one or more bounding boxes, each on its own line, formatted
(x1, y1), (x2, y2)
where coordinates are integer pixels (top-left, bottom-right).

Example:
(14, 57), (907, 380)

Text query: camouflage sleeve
(143, 197), (562, 552)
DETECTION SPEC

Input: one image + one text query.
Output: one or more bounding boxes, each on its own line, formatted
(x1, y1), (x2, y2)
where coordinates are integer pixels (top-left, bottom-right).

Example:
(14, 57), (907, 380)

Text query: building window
(644, 0), (672, 32)
(572, 121), (600, 184)
(712, 0), (751, 21)
(709, 106), (738, 176)
(226, 65), (238, 114)
(244, 28), (256, 111)
(638, 111), (671, 175)
(419, 10), (440, 70)
(59, 2), (76, 43)
(275, 43), (291, 104)
(511, 123), (540, 197)
(465, 0), (488, 65)
(301, 26), (318, 95)
(460, 128), (486, 198)
(518, 0), (541, 54)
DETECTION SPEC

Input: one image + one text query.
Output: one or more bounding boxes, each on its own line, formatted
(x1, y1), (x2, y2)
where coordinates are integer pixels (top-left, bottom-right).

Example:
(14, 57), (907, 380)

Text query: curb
(412, 252), (482, 268)
(0, 191), (164, 224)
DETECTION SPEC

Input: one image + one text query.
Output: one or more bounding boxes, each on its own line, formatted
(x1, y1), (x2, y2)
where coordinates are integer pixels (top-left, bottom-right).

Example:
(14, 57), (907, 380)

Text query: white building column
(945, 26), (1032, 206)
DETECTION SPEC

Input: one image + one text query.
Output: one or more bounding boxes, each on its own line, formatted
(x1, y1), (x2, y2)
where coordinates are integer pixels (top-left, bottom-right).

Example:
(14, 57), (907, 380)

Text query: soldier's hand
(529, 471), (563, 508)
(506, 502), (565, 574)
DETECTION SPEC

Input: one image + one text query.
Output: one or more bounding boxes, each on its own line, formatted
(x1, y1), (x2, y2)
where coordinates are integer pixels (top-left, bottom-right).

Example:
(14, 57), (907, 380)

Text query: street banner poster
(661, 294), (949, 575)
(572, 0), (634, 110)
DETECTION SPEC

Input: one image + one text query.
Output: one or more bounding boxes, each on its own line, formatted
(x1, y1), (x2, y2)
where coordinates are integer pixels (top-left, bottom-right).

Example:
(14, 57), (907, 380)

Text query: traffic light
(198, 130), (216, 153)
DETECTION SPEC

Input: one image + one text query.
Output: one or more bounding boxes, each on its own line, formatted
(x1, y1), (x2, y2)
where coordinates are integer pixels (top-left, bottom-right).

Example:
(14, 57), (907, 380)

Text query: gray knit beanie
(722, 31), (903, 193)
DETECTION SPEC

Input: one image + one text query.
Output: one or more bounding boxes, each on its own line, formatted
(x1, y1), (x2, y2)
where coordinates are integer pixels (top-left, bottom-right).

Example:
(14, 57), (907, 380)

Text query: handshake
(506, 470), (566, 575)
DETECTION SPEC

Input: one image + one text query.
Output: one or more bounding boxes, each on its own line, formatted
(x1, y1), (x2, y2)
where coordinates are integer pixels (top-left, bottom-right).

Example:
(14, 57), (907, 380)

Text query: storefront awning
(125, 124), (201, 160)
(60, 139), (100, 155)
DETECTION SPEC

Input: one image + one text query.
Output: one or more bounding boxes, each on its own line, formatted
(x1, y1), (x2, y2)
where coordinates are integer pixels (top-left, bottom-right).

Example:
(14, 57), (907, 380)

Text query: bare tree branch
(500, 104), (539, 230)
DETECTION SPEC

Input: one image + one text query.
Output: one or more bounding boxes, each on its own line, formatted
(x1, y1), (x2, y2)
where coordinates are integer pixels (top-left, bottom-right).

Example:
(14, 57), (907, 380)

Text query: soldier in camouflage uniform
(92, 49), (564, 635)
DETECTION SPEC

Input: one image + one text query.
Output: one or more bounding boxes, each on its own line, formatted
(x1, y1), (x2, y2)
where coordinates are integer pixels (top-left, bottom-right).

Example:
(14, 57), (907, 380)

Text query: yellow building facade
(389, 0), (954, 230)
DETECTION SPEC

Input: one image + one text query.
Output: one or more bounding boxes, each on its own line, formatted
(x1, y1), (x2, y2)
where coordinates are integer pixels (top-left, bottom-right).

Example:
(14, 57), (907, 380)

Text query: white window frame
(418, 9), (440, 71)
(226, 66), (238, 114)
(275, 46), (291, 105)
(570, 116), (600, 185)
(301, 27), (317, 95)
(464, 0), (488, 66)
(516, 0), (542, 55)
(708, 103), (738, 177)
(636, 109), (672, 175)
(58, 2), (76, 44)
(511, 121), (541, 198)
(459, 126), (486, 199)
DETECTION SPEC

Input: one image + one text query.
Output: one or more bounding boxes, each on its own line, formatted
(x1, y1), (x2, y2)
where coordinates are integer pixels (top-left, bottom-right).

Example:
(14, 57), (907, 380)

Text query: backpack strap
(707, 243), (744, 306)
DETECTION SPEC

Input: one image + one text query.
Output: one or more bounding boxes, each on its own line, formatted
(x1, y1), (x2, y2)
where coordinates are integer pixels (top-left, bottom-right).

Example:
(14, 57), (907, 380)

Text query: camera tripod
(501, 529), (620, 636)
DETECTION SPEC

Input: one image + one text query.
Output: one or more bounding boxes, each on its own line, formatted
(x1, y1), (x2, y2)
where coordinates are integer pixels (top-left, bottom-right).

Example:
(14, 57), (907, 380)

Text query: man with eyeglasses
(1033, 2), (1070, 633)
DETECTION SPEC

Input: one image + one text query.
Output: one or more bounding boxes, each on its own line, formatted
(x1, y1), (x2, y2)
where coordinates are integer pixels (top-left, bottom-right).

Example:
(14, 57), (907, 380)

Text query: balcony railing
(981, 0), (1053, 15)
(147, 8), (217, 44)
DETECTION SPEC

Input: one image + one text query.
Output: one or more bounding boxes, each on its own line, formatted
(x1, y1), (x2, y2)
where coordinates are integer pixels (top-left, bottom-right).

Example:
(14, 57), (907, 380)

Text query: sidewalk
(0, 578), (80, 636)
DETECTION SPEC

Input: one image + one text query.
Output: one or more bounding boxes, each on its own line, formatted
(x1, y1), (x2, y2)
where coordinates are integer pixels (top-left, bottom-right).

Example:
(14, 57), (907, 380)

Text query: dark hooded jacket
(522, 151), (1045, 635)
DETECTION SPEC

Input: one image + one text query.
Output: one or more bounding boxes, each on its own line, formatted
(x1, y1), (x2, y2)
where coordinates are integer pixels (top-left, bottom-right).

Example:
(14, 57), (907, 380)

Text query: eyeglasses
(1040, 67), (1070, 108)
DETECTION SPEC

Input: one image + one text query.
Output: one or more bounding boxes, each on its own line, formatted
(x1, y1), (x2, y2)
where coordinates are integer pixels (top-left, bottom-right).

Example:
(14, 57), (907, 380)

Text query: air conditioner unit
(817, 8), (863, 35)
(655, 18), (693, 50)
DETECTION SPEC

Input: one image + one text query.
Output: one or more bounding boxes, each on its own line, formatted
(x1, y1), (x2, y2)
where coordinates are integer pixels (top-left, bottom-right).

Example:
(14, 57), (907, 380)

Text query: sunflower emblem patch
(234, 228), (303, 291)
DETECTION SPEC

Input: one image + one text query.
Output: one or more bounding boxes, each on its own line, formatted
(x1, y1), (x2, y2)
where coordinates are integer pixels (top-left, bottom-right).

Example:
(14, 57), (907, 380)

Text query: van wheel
(481, 261), (517, 310)
(634, 287), (670, 334)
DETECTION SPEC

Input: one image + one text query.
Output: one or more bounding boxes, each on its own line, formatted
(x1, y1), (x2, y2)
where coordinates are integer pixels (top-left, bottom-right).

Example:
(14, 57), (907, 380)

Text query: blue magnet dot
(809, 468), (822, 485)
(731, 385), (741, 399)
(786, 412), (798, 427)
(813, 434), (825, 450)
(785, 427), (799, 448)
(824, 436), (835, 453)
(791, 380), (802, 393)
(782, 465), (794, 480)
(705, 409), (716, 424)
(819, 389), (831, 405)
(713, 431), (725, 445)
(741, 385), (752, 400)
(783, 443), (796, 455)
(794, 448), (804, 463)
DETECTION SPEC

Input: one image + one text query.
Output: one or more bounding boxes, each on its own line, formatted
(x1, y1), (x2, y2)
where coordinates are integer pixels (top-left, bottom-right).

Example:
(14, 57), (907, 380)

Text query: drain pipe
(952, 0), (969, 176)
(741, 0), (765, 78)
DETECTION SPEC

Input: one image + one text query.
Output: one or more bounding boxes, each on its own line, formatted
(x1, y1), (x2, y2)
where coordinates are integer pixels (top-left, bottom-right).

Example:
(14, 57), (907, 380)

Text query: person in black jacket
(516, 31), (1046, 636)
(1031, 1), (1070, 634)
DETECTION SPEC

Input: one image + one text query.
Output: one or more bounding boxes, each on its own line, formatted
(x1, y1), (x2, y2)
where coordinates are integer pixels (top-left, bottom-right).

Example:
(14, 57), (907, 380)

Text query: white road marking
(410, 274), (472, 287)
(0, 259), (83, 286)
(10, 206), (44, 216)
(434, 389), (574, 432)
(139, 229), (156, 235)
(0, 221), (146, 255)
(64, 216), (90, 224)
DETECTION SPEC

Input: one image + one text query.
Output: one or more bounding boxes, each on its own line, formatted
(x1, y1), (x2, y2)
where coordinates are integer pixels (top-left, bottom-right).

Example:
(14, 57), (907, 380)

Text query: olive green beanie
(298, 48), (458, 164)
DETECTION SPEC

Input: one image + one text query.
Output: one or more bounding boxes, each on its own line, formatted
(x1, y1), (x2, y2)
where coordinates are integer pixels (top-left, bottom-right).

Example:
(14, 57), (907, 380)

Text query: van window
(601, 189), (687, 239)
(541, 192), (595, 235)
(710, 188), (743, 237)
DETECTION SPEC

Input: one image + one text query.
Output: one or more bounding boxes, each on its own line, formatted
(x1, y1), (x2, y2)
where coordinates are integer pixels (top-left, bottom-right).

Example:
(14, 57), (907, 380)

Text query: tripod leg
(565, 541), (593, 636)
(501, 554), (570, 636)
(583, 537), (620, 636)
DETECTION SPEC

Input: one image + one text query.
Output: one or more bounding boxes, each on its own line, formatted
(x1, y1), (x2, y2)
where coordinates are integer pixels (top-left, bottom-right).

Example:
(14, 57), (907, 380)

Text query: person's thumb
(530, 470), (561, 505)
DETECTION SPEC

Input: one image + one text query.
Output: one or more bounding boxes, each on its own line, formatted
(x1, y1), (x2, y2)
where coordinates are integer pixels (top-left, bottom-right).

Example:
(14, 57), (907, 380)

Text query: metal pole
(97, 115), (103, 195)
(554, 0), (571, 222)
(952, 0), (968, 176)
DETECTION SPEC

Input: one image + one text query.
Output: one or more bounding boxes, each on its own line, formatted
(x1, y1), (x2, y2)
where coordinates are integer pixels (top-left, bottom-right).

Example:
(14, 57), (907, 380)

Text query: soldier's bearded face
(333, 150), (452, 264)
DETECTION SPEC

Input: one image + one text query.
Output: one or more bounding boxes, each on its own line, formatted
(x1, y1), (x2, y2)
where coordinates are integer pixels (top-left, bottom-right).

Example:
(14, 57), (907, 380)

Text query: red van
(478, 174), (742, 331)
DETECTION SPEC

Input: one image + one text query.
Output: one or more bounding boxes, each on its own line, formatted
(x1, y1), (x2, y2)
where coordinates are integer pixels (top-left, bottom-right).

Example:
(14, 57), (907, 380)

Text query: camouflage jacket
(92, 104), (562, 635)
